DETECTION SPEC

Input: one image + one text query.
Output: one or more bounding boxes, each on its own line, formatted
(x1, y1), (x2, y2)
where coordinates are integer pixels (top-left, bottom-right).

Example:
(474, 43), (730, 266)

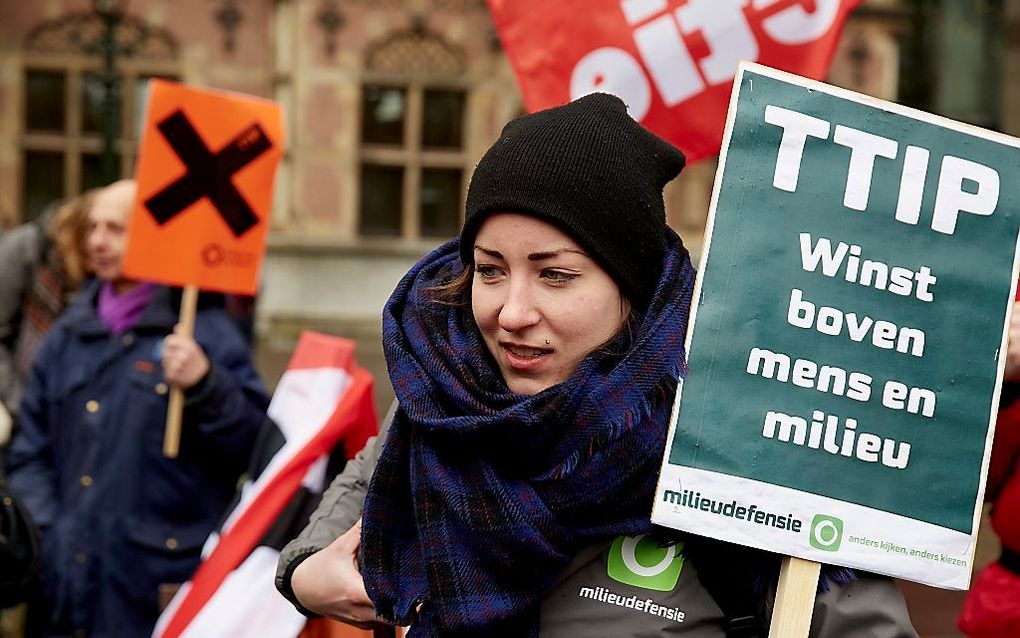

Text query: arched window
(20, 11), (179, 220)
(358, 26), (468, 239)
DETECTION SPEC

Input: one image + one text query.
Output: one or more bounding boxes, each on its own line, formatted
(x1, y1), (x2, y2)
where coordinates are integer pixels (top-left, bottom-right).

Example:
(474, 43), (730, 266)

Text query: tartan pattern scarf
(14, 246), (72, 381)
(362, 229), (696, 637)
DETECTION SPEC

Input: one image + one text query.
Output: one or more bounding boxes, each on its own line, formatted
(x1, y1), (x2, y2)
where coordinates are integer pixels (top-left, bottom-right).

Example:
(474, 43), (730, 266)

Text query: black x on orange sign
(145, 110), (272, 237)
(123, 80), (284, 295)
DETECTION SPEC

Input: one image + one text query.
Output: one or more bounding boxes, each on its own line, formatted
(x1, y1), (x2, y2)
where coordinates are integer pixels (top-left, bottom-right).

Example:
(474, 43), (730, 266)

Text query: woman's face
(471, 213), (630, 396)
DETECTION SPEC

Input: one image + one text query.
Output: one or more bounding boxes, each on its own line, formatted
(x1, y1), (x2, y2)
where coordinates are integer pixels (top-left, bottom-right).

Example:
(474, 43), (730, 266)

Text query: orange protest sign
(122, 80), (284, 295)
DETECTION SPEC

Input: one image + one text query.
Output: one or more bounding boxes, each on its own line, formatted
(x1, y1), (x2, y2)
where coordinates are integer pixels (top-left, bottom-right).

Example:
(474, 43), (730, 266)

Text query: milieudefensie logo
(607, 535), (684, 591)
(809, 514), (844, 552)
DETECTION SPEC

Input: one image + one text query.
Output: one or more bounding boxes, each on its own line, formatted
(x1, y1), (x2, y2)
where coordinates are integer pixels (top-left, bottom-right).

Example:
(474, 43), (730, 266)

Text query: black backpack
(683, 534), (773, 637)
(0, 469), (41, 608)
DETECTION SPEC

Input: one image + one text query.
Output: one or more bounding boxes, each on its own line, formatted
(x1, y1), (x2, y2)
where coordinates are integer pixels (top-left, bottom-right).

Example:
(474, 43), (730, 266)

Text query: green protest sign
(652, 62), (1020, 589)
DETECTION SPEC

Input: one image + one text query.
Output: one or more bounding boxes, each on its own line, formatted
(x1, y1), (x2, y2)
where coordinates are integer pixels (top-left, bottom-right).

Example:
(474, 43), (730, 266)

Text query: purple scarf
(97, 281), (156, 334)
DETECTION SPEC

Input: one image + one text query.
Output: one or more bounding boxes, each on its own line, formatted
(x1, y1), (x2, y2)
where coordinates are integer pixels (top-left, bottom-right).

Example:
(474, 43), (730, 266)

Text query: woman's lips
(500, 342), (553, 371)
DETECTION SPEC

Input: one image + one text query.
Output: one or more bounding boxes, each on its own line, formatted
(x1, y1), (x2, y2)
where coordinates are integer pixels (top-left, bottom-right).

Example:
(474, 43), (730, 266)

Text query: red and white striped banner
(154, 332), (378, 638)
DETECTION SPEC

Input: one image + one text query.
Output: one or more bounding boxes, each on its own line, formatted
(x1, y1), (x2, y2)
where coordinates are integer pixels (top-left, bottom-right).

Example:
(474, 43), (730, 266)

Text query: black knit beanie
(461, 92), (685, 309)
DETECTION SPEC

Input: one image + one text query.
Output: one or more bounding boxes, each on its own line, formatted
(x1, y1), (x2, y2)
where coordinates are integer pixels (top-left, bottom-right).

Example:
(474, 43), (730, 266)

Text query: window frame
(358, 73), (470, 240)
(19, 53), (179, 221)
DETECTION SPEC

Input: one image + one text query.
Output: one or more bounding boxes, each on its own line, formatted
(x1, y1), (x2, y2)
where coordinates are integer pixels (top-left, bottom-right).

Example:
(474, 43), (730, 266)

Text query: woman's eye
(474, 265), (502, 280)
(543, 270), (578, 283)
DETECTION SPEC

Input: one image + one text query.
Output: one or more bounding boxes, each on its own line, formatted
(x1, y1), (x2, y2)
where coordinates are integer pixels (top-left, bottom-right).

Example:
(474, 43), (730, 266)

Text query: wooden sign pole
(769, 556), (821, 637)
(163, 284), (199, 458)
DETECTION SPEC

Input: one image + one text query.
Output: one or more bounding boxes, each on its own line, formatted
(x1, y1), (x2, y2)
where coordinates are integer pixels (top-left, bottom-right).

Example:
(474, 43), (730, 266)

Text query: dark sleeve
(6, 331), (61, 529)
(0, 225), (40, 413)
(183, 310), (270, 473)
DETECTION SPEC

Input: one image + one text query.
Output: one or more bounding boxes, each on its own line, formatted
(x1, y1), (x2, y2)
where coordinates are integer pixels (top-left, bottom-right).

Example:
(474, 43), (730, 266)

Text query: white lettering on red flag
(488, 0), (862, 162)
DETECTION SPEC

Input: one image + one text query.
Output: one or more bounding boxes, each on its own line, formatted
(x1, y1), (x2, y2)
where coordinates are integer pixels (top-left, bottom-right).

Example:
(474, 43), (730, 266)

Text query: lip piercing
(545, 339), (550, 345)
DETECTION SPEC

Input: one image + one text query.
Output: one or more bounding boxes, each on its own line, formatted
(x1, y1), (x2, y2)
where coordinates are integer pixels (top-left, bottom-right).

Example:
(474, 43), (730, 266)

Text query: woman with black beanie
(276, 93), (917, 637)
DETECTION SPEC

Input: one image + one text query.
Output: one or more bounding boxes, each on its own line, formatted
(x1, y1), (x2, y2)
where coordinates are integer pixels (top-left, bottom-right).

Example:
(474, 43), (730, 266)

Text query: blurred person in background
(6, 179), (269, 638)
(0, 192), (95, 449)
(958, 298), (1020, 637)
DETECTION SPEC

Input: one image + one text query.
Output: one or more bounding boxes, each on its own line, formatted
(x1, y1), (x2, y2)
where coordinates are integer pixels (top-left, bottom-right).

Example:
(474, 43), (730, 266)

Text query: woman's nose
(498, 282), (540, 332)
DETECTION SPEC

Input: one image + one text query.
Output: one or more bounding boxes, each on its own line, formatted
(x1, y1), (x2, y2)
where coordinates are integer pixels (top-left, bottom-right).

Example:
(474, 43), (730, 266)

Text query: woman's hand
(291, 519), (392, 629)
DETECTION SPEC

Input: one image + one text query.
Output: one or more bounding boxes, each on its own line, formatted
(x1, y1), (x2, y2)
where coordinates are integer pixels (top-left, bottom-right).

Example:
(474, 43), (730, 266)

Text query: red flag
(489, 0), (862, 163)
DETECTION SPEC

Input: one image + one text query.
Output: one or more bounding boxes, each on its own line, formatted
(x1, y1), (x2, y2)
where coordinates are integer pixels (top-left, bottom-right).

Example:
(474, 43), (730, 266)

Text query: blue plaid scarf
(361, 229), (696, 637)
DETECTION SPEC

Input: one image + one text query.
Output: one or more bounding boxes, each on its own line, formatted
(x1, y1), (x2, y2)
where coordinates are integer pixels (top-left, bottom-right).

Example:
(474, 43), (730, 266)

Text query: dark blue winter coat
(7, 281), (269, 637)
